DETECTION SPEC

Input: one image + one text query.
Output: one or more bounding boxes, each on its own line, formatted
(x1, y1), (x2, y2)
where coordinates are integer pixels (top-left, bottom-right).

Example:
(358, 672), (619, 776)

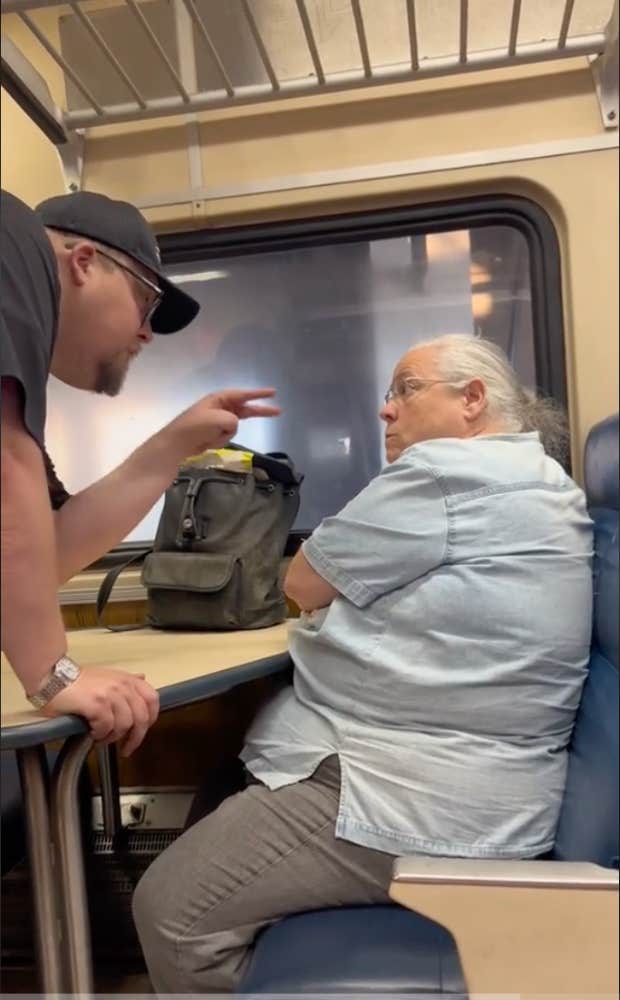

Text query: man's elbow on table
(284, 550), (339, 612)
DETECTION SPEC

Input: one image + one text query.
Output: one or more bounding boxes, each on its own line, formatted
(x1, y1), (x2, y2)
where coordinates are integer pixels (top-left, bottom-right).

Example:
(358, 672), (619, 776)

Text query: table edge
(1, 652), (292, 750)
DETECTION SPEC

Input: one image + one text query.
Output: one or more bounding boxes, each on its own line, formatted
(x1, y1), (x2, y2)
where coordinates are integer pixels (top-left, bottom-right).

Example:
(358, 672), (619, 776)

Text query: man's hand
(162, 388), (281, 461)
(42, 667), (160, 757)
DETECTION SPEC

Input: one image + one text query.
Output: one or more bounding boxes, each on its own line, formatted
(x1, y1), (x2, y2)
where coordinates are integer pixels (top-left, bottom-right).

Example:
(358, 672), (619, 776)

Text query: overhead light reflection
(170, 270), (230, 284)
(472, 291), (493, 319)
(470, 263), (491, 286)
(425, 231), (470, 261)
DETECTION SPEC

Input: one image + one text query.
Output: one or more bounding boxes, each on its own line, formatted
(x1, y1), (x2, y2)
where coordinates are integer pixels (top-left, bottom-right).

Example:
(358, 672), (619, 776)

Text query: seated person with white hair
(133, 334), (593, 994)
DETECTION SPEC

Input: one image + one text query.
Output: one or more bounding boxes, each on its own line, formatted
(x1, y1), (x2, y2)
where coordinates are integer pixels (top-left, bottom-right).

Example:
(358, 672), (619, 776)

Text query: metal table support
(3, 634), (292, 992)
(51, 733), (94, 994)
(17, 745), (63, 994)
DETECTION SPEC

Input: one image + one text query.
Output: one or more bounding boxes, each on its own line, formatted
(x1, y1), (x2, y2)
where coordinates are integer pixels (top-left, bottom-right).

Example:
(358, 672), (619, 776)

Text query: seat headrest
(584, 414), (619, 511)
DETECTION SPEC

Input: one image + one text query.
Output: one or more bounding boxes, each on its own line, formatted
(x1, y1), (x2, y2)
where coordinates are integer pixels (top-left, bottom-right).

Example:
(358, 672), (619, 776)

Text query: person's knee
(132, 853), (177, 958)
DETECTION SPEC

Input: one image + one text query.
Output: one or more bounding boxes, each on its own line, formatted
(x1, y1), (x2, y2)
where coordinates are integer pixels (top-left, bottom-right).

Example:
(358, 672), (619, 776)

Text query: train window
(45, 196), (565, 541)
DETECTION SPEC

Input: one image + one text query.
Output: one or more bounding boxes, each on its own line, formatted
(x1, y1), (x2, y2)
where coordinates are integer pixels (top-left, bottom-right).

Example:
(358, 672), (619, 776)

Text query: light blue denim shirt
(241, 433), (594, 858)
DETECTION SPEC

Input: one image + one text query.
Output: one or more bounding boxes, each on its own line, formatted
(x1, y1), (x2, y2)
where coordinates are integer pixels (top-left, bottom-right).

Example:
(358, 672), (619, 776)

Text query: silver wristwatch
(27, 655), (81, 709)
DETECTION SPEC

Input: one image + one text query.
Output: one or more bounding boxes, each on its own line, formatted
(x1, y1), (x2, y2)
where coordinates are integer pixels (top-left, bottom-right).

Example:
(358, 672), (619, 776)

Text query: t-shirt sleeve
(0, 190), (59, 449)
(302, 457), (448, 608)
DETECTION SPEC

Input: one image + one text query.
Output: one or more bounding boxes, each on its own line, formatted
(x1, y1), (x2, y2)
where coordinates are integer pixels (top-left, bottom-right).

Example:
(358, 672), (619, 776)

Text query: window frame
(93, 193), (567, 569)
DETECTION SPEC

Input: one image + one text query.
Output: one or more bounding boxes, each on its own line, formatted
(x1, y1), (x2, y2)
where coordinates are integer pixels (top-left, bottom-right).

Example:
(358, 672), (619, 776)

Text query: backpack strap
(96, 548), (151, 632)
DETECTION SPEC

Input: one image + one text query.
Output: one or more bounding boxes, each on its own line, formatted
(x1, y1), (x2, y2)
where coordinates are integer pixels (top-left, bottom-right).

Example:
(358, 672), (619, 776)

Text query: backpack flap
(142, 550), (281, 631)
(142, 551), (236, 592)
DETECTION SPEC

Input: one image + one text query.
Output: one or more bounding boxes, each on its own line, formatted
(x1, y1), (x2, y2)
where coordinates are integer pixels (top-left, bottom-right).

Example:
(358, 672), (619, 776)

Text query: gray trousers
(132, 756), (393, 993)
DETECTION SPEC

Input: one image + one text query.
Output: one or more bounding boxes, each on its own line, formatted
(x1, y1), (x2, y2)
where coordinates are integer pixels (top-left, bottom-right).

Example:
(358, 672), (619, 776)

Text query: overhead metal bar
(172, 0), (203, 194)
(240, 0), (280, 92)
(60, 30), (606, 131)
(295, 0), (326, 85)
(57, 130), (84, 192)
(0, 32), (67, 143)
(591, 0), (619, 128)
(508, 0), (522, 57)
(125, 0), (190, 103)
(460, 0), (468, 64)
(67, 1), (146, 110)
(173, 0), (197, 94)
(182, 0), (234, 97)
(2, 0), (71, 8)
(405, 0), (419, 71)
(351, 0), (372, 78)
(18, 10), (103, 115)
(558, 0), (576, 48)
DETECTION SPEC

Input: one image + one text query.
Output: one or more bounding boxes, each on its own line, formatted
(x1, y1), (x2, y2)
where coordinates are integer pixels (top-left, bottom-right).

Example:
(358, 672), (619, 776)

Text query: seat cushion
(553, 651), (619, 867)
(591, 506), (619, 671)
(554, 415), (619, 866)
(584, 414), (619, 511)
(238, 905), (467, 995)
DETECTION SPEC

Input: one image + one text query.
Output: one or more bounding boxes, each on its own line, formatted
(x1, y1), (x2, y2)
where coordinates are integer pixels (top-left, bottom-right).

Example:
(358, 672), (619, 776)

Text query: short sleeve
(0, 191), (59, 449)
(302, 458), (448, 608)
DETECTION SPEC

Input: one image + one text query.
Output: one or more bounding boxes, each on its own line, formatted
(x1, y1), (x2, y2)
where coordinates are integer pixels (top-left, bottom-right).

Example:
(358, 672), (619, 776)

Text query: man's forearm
(1, 443), (67, 694)
(53, 427), (183, 583)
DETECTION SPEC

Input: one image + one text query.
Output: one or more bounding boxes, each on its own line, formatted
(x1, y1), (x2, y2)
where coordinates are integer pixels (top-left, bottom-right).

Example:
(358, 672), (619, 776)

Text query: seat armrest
(389, 857), (619, 998)
(392, 856), (619, 889)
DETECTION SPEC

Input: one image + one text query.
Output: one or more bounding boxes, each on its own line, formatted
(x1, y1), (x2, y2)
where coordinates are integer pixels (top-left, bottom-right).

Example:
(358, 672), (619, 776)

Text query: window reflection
(45, 225), (534, 541)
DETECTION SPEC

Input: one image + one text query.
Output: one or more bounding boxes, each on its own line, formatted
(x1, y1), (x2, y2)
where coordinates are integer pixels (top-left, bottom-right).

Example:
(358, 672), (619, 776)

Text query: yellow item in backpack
(183, 448), (254, 473)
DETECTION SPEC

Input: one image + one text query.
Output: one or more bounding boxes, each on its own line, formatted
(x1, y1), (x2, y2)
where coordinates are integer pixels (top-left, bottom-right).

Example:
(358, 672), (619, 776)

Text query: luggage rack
(1, 0), (618, 144)
(1, 0), (617, 199)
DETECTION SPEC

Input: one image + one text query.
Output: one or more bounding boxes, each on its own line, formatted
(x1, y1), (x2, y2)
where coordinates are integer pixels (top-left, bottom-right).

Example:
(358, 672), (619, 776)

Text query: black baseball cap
(35, 191), (200, 334)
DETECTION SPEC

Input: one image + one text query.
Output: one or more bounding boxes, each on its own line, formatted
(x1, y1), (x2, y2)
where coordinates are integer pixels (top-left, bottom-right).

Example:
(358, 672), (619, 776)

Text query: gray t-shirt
(0, 190), (70, 509)
(241, 433), (594, 859)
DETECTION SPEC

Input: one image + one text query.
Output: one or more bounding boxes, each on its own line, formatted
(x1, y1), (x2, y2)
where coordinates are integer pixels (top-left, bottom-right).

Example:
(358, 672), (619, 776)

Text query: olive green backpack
(97, 448), (302, 631)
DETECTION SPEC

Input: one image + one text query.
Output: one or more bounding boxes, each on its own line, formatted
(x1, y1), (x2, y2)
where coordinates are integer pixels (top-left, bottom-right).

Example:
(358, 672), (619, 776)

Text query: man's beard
(94, 355), (130, 396)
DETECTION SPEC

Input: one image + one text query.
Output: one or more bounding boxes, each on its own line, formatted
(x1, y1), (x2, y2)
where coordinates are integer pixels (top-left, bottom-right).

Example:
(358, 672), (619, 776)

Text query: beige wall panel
(1, 89), (66, 204)
(77, 61), (603, 201)
(1, 10), (68, 203)
(81, 124), (191, 203)
(198, 69), (601, 188)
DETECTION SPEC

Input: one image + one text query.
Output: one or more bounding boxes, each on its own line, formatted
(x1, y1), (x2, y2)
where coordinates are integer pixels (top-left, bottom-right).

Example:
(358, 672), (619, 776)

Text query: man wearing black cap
(0, 189), (279, 756)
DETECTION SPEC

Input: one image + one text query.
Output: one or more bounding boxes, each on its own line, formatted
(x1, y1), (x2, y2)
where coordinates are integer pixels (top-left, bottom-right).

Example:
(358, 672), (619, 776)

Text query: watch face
(57, 657), (80, 681)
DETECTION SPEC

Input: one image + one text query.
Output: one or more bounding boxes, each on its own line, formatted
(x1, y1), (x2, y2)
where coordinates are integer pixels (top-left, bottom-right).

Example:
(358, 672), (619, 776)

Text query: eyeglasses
(383, 377), (459, 405)
(96, 248), (163, 327)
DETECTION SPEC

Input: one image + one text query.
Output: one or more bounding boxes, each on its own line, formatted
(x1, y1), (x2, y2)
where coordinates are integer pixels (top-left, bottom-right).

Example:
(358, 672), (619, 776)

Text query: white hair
(414, 334), (570, 465)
